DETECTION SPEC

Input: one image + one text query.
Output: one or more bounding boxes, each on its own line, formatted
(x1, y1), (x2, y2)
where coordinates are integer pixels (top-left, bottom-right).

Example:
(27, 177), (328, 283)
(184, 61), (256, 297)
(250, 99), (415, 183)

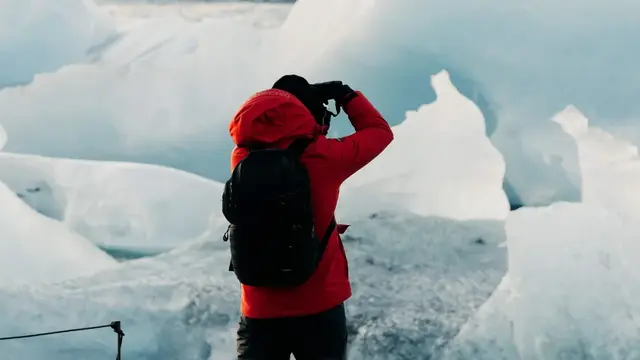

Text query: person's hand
(310, 81), (354, 103)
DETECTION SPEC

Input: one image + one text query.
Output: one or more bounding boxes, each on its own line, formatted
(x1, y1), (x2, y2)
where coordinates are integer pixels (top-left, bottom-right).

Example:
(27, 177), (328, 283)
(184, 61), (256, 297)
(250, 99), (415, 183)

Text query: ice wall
(340, 71), (509, 221)
(0, 0), (115, 87)
(275, 0), (640, 206)
(0, 153), (226, 250)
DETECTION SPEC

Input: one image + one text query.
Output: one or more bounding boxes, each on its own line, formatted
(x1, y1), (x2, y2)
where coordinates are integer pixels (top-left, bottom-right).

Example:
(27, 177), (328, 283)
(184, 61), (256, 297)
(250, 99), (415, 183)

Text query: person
(227, 74), (394, 360)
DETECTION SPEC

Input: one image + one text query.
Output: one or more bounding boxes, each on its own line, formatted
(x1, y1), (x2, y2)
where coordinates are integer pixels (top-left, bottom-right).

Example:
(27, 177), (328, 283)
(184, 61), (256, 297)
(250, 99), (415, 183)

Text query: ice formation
(275, 0), (640, 207)
(1, 0), (640, 359)
(0, 153), (227, 250)
(553, 106), (640, 222)
(0, 0), (638, 207)
(0, 124), (6, 150)
(0, 0), (115, 87)
(340, 71), (509, 221)
(446, 117), (640, 359)
(0, 3), (286, 180)
(0, 175), (116, 286)
(449, 204), (640, 360)
(0, 123), (117, 285)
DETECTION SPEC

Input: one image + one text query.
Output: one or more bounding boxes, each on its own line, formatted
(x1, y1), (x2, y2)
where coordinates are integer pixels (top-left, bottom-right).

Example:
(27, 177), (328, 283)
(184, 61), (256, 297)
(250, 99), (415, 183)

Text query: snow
(0, 0), (115, 87)
(0, 153), (226, 250)
(340, 71), (509, 221)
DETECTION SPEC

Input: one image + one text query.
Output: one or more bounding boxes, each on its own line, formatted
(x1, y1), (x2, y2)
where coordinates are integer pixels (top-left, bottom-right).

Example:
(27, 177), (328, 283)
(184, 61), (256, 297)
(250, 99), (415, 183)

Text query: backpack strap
(287, 138), (313, 156)
(316, 217), (337, 265)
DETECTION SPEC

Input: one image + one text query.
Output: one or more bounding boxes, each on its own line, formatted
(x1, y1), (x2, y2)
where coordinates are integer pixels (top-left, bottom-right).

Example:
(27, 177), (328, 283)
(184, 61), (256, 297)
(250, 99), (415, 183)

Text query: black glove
(310, 81), (357, 107)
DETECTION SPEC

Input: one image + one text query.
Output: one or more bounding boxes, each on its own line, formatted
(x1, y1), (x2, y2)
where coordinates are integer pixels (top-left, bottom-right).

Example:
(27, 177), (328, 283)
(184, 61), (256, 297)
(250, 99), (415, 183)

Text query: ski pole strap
(0, 321), (125, 360)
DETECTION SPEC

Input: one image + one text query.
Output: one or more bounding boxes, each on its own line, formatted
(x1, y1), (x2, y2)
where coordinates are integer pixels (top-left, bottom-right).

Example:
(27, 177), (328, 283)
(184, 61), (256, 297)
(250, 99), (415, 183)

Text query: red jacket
(228, 88), (393, 319)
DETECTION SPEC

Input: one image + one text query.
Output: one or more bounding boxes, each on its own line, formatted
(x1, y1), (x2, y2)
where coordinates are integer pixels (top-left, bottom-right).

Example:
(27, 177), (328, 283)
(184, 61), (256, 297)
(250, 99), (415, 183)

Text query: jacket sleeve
(323, 91), (394, 183)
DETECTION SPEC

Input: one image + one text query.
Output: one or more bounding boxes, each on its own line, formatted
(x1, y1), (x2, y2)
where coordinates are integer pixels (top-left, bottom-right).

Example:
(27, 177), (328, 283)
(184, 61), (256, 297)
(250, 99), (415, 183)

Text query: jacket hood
(229, 89), (327, 148)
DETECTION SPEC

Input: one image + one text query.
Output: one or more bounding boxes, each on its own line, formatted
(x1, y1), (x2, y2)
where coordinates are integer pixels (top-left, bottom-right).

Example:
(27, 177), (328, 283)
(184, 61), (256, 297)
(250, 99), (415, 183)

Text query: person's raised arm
(312, 82), (394, 183)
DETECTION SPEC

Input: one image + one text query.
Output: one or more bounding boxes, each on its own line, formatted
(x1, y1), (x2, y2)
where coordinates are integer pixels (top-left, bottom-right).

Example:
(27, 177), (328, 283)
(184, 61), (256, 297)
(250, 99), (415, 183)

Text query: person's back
(225, 75), (393, 359)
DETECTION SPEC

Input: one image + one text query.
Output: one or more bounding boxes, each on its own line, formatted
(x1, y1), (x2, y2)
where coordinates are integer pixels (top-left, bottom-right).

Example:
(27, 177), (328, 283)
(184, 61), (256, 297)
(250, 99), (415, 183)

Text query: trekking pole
(0, 321), (125, 360)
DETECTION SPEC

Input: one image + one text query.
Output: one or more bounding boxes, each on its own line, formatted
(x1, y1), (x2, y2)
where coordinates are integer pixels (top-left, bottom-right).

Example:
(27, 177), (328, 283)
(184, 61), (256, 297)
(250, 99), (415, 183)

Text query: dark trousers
(236, 303), (348, 360)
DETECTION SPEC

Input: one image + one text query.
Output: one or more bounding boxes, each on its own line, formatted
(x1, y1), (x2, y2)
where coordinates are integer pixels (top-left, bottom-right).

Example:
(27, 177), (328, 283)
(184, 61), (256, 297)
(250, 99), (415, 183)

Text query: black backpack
(222, 138), (336, 288)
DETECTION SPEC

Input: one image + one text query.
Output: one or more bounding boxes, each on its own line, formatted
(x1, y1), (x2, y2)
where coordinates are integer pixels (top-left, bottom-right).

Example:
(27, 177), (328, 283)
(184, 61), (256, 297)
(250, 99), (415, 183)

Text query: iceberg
(0, 3), (284, 180)
(0, 124), (6, 150)
(0, 0), (115, 87)
(447, 203), (640, 360)
(553, 106), (640, 222)
(447, 113), (640, 358)
(0, 152), (226, 250)
(0, 124), (117, 286)
(0, 173), (116, 286)
(275, 0), (640, 207)
(340, 71), (509, 221)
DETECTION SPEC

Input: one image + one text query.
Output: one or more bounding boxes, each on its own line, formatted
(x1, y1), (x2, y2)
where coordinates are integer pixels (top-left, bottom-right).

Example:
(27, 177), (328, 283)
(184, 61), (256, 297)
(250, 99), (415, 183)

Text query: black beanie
(272, 74), (326, 123)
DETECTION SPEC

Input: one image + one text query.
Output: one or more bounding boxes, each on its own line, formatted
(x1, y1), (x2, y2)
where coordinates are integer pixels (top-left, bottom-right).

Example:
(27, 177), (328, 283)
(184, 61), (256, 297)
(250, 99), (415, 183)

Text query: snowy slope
(0, 153), (226, 250)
